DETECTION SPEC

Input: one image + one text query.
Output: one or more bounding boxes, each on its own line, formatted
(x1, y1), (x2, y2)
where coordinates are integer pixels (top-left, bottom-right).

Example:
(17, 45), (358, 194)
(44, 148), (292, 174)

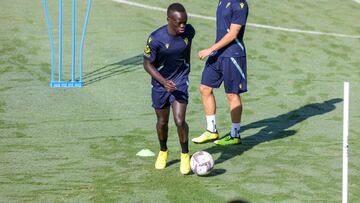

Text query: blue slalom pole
(72, 0), (76, 82)
(43, 0), (55, 86)
(44, 0), (91, 88)
(58, 0), (63, 82)
(79, 0), (92, 83)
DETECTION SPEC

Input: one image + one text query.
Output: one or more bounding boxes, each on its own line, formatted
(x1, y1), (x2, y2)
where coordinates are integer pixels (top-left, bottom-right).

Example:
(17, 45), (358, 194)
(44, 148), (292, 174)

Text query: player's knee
(199, 85), (212, 96)
(226, 93), (241, 104)
(156, 119), (168, 128)
(226, 93), (239, 100)
(174, 117), (186, 128)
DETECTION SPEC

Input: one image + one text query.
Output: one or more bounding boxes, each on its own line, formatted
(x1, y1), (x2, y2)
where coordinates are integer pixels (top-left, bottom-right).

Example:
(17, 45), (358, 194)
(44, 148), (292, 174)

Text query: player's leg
(227, 93), (242, 123)
(152, 88), (171, 169)
(155, 107), (170, 151)
(154, 107), (170, 169)
(214, 57), (247, 145)
(192, 57), (221, 143)
(200, 84), (216, 117)
(171, 100), (189, 153)
(171, 100), (190, 175)
(227, 92), (243, 134)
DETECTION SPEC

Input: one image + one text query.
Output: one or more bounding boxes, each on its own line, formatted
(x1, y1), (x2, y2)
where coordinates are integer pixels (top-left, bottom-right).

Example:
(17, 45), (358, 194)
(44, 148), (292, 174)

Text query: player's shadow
(203, 98), (342, 167)
(81, 54), (143, 86)
(167, 159), (180, 167)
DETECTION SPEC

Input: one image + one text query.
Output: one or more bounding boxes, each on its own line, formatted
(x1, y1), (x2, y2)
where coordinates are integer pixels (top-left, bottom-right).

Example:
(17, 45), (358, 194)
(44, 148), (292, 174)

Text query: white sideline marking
(113, 0), (360, 39)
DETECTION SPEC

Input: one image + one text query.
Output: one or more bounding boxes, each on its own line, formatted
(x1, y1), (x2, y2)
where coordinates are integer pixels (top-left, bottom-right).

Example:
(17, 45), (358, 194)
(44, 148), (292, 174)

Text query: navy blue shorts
(151, 81), (189, 109)
(201, 56), (247, 94)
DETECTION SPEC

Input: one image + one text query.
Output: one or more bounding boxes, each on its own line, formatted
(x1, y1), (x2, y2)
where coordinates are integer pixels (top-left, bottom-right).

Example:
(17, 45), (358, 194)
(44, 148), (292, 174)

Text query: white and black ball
(190, 151), (214, 175)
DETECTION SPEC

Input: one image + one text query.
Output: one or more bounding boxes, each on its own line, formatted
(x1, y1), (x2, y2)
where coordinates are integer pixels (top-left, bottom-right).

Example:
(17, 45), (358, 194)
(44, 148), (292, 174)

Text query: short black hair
(167, 3), (186, 17)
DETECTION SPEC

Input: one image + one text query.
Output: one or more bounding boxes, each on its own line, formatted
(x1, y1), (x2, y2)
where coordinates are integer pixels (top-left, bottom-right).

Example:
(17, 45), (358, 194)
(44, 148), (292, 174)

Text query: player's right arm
(143, 36), (176, 92)
(198, 24), (241, 60)
(143, 60), (176, 92)
(198, 1), (248, 60)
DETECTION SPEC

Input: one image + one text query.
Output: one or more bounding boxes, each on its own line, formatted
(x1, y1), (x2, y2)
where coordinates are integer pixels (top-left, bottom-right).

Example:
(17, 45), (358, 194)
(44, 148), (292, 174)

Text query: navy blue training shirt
(216, 0), (248, 57)
(144, 24), (195, 87)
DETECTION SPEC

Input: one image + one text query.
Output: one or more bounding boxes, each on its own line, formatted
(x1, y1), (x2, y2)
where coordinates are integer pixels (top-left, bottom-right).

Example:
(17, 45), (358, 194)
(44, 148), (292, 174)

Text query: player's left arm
(186, 24), (196, 64)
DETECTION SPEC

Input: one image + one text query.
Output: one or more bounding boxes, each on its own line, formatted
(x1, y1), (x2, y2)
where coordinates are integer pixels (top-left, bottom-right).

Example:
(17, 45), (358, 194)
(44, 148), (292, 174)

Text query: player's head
(167, 3), (187, 35)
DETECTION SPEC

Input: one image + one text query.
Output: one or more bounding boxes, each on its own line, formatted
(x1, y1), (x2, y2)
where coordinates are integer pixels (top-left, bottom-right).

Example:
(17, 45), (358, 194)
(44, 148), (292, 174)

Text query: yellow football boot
(180, 153), (191, 175)
(155, 150), (168, 169)
(191, 130), (219, 144)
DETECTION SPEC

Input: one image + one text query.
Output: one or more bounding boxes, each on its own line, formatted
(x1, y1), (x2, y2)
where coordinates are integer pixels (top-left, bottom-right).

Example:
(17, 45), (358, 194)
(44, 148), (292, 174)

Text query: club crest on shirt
(165, 43), (170, 49)
(184, 37), (188, 45)
(240, 2), (245, 9)
(226, 2), (231, 8)
(144, 45), (151, 57)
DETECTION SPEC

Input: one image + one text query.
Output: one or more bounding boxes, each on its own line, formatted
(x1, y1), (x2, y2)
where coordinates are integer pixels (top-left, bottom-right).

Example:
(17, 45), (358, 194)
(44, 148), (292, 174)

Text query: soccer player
(143, 3), (195, 175)
(192, 0), (249, 145)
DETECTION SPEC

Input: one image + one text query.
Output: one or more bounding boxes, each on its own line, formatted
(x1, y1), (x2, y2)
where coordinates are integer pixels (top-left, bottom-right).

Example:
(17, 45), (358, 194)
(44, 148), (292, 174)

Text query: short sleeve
(143, 35), (158, 62)
(186, 24), (196, 40)
(231, 1), (248, 25)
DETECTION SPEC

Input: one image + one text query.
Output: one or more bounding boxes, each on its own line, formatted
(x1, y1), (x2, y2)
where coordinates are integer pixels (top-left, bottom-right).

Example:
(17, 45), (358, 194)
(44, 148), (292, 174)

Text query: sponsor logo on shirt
(144, 45), (151, 53)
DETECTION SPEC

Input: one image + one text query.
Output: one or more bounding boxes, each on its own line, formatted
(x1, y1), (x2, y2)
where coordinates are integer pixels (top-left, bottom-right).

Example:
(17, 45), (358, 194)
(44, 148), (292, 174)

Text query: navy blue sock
(180, 140), (188, 153)
(159, 139), (167, 151)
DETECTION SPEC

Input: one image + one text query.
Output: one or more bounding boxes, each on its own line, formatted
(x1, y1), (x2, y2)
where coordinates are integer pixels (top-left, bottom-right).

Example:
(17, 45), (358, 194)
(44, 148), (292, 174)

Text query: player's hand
(198, 48), (213, 60)
(164, 80), (176, 92)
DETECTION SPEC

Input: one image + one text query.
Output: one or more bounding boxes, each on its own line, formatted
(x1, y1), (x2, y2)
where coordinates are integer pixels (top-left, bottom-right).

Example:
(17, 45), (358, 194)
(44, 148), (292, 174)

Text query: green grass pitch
(1, 0), (360, 202)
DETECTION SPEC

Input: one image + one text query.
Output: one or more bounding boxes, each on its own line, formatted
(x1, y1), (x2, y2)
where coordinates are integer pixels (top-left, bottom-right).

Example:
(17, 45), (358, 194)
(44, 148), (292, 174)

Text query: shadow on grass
(203, 98), (342, 169)
(81, 54), (143, 86)
(199, 168), (226, 177)
(167, 159), (180, 167)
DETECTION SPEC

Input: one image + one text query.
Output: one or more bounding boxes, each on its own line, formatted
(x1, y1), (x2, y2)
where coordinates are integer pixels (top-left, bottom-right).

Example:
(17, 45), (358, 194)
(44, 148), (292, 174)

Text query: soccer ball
(190, 151), (214, 175)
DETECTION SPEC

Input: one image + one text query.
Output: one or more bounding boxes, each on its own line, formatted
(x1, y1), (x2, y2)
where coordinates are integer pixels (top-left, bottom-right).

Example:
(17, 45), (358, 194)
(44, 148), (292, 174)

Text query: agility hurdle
(43, 0), (92, 88)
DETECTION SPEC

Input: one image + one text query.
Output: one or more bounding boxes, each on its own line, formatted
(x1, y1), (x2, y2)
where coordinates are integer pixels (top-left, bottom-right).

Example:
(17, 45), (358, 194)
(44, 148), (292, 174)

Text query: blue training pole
(44, 0), (91, 87)
(58, 0), (63, 82)
(79, 0), (92, 83)
(43, 0), (55, 85)
(72, 0), (76, 82)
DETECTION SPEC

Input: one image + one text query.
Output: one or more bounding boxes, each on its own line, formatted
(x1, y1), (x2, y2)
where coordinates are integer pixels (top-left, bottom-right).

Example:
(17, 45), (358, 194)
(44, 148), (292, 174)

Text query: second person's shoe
(191, 130), (219, 144)
(214, 135), (241, 145)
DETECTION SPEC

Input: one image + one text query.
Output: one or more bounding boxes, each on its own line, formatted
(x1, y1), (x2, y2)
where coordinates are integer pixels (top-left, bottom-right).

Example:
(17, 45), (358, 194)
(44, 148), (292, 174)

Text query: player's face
(168, 11), (187, 35)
